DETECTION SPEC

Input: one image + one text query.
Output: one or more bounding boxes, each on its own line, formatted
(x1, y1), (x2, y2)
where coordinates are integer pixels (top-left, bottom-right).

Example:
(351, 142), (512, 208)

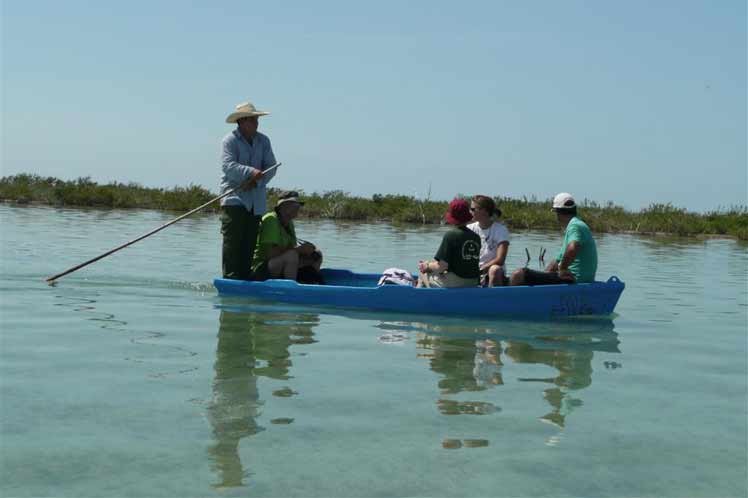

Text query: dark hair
(472, 195), (502, 218)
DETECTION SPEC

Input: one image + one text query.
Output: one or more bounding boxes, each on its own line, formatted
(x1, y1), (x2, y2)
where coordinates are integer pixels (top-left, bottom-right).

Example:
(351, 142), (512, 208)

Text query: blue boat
(214, 269), (625, 318)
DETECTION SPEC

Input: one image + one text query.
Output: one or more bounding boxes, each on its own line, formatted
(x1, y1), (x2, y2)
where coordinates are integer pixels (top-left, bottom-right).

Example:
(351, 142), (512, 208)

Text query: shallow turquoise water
(1, 204), (746, 497)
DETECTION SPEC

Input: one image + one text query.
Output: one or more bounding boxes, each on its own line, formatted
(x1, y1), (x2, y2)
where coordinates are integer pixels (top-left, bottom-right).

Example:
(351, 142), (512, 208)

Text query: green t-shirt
(557, 217), (597, 283)
(252, 211), (297, 271)
(434, 226), (481, 279)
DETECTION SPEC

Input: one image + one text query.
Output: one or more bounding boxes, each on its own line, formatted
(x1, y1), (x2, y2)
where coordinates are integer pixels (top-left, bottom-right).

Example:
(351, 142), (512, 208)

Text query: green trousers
(220, 205), (261, 280)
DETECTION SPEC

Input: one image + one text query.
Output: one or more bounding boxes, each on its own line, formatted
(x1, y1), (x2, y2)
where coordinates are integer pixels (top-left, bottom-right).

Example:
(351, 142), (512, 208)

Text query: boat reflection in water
(377, 316), (620, 449)
(206, 310), (318, 489)
(210, 297), (621, 485)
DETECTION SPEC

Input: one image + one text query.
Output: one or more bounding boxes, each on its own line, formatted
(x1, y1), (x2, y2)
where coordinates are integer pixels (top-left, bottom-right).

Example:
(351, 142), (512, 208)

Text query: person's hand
(558, 268), (574, 281)
(297, 242), (315, 257)
(241, 169), (264, 191)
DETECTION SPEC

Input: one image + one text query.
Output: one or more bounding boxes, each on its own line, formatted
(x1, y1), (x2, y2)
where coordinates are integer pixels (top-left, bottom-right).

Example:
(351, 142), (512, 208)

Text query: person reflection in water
(412, 319), (618, 449)
(504, 320), (618, 432)
(505, 341), (593, 428)
(206, 310), (318, 489)
(416, 332), (502, 417)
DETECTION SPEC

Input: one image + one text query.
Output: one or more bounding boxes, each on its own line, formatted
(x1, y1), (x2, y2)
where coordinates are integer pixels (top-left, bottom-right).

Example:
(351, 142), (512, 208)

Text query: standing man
(510, 193), (598, 285)
(219, 101), (278, 280)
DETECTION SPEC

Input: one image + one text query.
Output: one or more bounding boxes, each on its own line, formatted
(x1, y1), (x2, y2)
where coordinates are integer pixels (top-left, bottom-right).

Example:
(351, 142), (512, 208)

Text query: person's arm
(558, 223), (583, 278)
(221, 135), (261, 188)
(423, 234), (452, 274)
(481, 242), (509, 271)
(558, 241), (580, 279)
(418, 259), (449, 274)
(545, 259), (559, 272)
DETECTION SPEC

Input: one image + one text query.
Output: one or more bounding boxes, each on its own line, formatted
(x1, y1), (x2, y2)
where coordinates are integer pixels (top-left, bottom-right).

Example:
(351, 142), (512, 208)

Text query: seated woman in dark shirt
(417, 198), (481, 288)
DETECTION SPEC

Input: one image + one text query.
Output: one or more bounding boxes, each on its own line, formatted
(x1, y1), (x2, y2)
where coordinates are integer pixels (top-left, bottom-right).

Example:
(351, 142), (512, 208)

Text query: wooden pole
(45, 163), (281, 284)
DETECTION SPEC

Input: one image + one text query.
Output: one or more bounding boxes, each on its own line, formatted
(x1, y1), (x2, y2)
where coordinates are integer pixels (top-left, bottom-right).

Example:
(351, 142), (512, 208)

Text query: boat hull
(213, 269), (625, 318)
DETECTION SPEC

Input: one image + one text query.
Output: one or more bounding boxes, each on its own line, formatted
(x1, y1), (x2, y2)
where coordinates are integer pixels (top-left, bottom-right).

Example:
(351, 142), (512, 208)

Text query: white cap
(552, 192), (576, 210)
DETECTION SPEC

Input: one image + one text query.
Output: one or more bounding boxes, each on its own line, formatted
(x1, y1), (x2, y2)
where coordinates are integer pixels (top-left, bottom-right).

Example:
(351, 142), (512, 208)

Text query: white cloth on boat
(378, 268), (416, 287)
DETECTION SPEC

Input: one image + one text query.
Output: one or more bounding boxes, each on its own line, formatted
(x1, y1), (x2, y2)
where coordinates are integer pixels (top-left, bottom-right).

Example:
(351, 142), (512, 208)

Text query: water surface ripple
(1, 205), (746, 497)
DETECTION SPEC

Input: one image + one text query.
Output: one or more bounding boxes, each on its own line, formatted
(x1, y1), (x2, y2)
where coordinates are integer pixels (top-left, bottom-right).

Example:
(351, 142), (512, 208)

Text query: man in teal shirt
(510, 193), (597, 285)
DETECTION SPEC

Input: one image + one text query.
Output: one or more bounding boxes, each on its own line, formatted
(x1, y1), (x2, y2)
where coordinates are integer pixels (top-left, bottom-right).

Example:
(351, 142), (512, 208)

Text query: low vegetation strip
(2, 174), (746, 240)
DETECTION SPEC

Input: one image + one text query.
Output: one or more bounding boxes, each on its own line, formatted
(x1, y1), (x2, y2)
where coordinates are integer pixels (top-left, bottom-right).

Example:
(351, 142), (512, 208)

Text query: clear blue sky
(2, 1), (746, 212)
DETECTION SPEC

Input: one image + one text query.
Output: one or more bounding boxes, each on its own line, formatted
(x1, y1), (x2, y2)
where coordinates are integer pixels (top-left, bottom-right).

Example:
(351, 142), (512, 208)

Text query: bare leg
(300, 250), (323, 272)
(312, 250), (323, 271)
(509, 268), (526, 286)
(488, 265), (506, 287)
(416, 272), (431, 288)
(268, 250), (299, 280)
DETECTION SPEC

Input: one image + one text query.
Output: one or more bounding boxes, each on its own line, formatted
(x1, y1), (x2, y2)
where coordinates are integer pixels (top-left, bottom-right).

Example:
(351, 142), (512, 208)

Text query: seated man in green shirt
(510, 193), (598, 285)
(251, 191), (322, 282)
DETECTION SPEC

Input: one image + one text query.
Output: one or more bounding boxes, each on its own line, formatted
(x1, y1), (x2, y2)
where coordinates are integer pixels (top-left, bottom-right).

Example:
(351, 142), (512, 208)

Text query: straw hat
(225, 101), (269, 123)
